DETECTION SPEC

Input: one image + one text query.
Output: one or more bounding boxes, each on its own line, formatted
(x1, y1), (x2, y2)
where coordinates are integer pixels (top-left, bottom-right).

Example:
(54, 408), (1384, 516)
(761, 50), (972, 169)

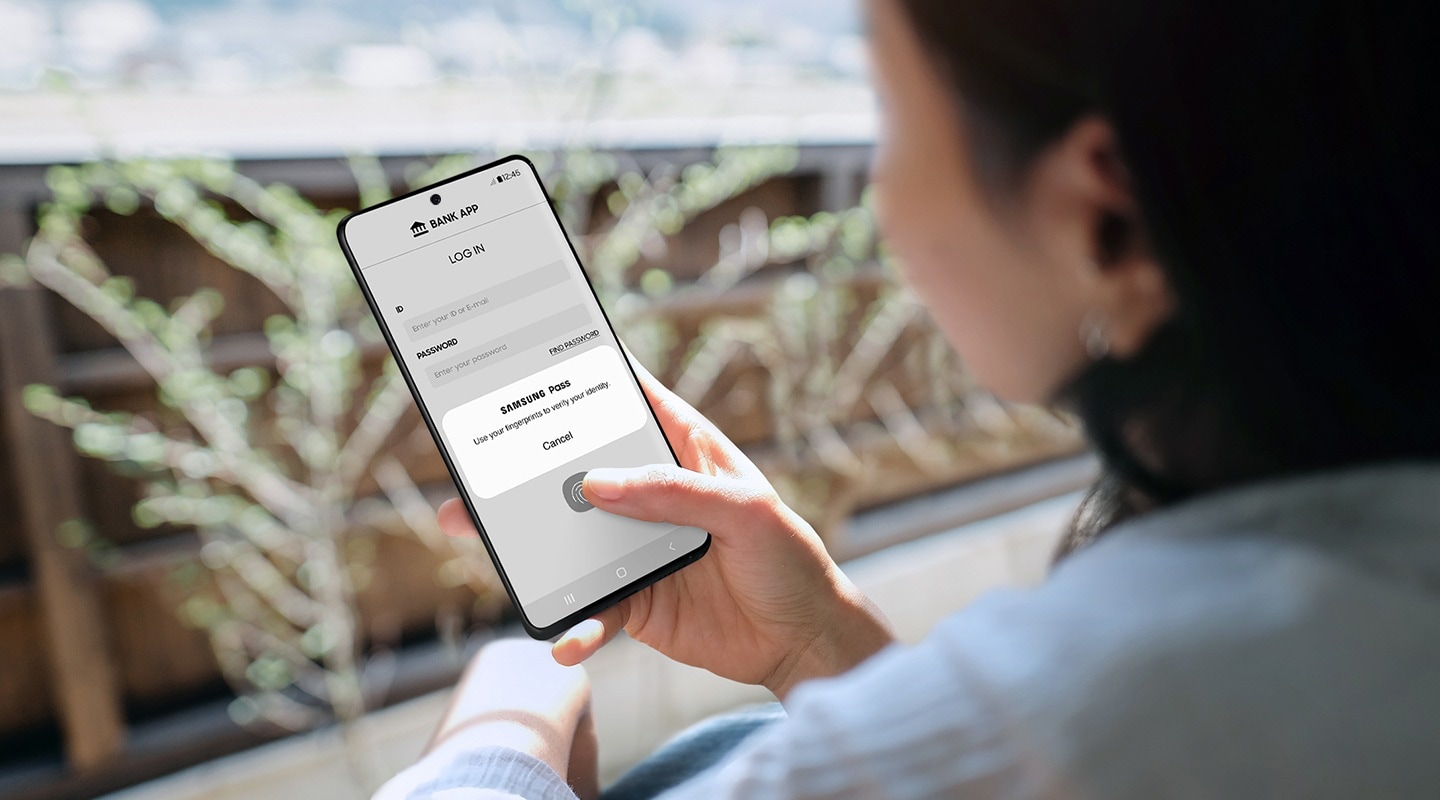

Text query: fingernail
(552, 618), (605, 665)
(571, 618), (605, 643)
(584, 468), (627, 501)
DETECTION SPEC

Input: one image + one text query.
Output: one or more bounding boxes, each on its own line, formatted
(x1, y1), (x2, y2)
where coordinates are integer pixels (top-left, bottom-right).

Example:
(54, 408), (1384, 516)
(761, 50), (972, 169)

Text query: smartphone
(337, 155), (709, 639)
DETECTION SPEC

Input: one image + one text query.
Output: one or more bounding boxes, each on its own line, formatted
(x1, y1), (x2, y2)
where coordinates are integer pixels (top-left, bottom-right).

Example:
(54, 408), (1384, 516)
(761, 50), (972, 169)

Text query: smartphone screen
(337, 155), (709, 638)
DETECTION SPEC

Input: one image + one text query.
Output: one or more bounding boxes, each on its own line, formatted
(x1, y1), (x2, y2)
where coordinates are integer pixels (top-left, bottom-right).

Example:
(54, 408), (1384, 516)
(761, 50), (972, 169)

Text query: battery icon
(496, 174), (507, 183)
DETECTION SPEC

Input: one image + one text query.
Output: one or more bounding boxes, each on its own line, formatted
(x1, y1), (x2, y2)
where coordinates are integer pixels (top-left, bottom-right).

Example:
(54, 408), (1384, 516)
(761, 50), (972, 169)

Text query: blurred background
(0, 1), (1091, 798)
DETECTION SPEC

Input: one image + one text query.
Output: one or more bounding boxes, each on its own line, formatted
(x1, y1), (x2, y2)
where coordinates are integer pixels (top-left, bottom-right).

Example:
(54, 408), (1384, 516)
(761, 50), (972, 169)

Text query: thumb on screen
(583, 464), (773, 536)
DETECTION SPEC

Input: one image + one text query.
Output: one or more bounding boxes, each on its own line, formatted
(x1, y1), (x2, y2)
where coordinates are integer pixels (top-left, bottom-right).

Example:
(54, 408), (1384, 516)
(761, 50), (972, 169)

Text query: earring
(1082, 312), (1111, 360)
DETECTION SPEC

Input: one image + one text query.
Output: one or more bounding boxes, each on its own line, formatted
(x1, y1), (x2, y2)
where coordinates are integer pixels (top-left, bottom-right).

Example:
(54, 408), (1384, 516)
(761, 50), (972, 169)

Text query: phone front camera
(430, 194), (442, 205)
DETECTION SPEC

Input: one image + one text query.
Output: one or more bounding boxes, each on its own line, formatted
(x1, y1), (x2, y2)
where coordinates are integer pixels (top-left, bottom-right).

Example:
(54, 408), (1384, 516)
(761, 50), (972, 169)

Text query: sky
(0, 0), (876, 162)
(0, 0), (866, 91)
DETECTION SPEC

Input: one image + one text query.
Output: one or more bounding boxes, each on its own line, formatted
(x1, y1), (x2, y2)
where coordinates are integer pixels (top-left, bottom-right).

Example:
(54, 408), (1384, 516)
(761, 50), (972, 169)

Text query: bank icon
(410, 220), (428, 238)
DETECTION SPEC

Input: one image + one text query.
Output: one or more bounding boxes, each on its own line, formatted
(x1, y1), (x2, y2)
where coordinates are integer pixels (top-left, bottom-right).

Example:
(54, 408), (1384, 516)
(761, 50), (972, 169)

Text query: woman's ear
(1028, 116), (1175, 360)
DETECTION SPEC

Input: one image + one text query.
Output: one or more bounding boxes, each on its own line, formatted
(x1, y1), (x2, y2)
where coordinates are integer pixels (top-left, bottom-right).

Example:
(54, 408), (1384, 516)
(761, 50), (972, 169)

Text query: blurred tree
(0, 144), (1076, 744)
(1, 157), (497, 732)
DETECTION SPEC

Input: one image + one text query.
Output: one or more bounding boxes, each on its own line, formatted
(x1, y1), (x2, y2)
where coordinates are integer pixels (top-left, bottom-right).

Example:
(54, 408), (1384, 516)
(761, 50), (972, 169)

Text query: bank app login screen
(340, 159), (707, 630)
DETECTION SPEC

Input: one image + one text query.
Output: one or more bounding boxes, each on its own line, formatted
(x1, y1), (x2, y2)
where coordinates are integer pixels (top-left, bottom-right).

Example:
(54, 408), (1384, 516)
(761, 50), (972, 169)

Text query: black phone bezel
(336, 153), (710, 639)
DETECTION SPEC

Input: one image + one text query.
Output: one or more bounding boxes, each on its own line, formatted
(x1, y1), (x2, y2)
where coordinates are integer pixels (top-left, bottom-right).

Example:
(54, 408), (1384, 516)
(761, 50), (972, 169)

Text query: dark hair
(893, 0), (1440, 556)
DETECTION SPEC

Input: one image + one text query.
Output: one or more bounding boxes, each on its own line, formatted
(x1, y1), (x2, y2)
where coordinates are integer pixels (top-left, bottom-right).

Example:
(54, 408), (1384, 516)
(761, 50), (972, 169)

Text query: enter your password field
(426, 303), (592, 388)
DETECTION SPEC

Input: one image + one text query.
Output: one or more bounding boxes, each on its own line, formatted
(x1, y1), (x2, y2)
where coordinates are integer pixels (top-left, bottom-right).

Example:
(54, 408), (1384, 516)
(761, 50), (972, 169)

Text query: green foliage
(2, 145), (863, 733)
(6, 142), (1076, 737)
(13, 157), (472, 730)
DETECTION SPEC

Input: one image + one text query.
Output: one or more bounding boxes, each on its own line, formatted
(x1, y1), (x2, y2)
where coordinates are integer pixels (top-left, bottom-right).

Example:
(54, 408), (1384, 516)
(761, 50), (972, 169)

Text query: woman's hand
(438, 360), (893, 700)
(374, 639), (597, 800)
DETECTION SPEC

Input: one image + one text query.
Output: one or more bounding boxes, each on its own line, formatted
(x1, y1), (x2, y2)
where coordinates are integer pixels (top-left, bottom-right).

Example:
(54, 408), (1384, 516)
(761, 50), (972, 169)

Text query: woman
(379, 0), (1440, 796)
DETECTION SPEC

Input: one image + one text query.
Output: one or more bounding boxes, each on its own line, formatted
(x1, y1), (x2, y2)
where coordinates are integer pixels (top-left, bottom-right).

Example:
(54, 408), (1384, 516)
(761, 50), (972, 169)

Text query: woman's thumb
(583, 464), (771, 535)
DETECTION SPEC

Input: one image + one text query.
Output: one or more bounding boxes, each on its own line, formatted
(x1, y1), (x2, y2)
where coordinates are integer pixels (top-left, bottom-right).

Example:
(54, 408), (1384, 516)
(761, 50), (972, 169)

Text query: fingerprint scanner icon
(562, 472), (594, 513)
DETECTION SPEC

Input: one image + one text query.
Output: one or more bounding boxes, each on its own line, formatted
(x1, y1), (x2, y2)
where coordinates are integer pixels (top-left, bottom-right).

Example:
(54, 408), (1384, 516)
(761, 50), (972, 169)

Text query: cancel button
(543, 431), (574, 451)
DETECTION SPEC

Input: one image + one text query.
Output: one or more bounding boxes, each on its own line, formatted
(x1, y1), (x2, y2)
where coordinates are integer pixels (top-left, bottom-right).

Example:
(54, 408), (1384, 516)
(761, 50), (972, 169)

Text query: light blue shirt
(405, 462), (1440, 798)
